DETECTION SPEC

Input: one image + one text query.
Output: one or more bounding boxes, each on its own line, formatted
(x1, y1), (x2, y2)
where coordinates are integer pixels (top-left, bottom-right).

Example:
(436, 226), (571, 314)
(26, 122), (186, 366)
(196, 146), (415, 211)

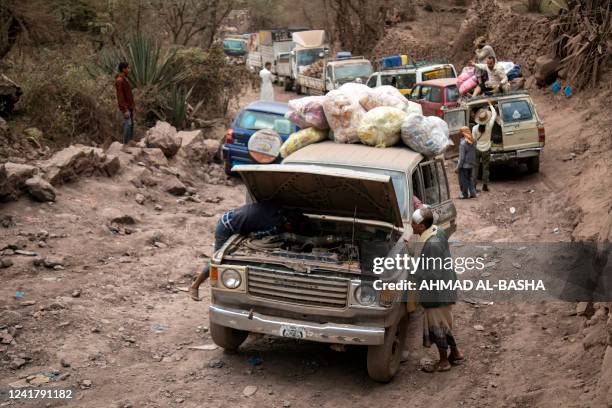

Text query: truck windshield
(223, 39), (246, 52)
(334, 63), (373, 79)
(297, 48), (325, 66)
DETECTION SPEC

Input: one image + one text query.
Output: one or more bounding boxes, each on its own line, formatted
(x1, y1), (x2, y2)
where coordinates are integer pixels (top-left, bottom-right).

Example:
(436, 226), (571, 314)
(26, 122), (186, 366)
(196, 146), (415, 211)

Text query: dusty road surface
(0, 84), (608, 408)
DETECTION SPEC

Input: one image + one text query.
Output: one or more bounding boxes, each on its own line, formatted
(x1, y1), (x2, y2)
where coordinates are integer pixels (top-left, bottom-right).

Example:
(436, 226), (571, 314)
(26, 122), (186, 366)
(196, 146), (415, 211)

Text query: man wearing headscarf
(411, 208), (463, 372)
(472, 99), (497, 192)
(455, 126), (477, 199)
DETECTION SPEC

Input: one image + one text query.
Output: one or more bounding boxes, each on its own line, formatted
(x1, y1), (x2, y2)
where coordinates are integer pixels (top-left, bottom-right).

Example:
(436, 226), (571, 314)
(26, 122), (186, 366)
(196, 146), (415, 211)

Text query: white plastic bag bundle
(357, 107), (407, 148)
(285, 96), (329, 129)
(358, 85), (423, 116)
(322, 89), (366, 144)
(400, 113), (452, 156)
(338, 82), (372, 101)
(280, 127), (328, 158)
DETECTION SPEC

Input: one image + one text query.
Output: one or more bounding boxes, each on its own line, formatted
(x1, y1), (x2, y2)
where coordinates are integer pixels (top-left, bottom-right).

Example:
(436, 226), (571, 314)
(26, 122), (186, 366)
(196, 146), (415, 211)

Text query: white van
(366, 63), (457, 97)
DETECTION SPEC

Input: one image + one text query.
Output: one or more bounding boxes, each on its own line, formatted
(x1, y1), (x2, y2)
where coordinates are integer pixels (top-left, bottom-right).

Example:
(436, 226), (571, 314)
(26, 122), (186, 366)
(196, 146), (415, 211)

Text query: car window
(396, 73), (416, 89)
(366, 75), (377, 88)
(435, 160), (449, 201)
(420, 161), (440, 204)
(381, 75), (395, 86)
(446, 85), (460, 102)
(429, 87), (442, 103)
(411, 85), (421, 99)
(239, 110), (292, 134)
(419, 86), (431, 100)
(444, 109), (466, 133)
(501, 100), (533, 123)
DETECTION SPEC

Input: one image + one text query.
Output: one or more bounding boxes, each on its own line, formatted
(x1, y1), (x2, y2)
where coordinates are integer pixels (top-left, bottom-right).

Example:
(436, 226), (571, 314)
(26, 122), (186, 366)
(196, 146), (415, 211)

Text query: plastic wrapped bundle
(280, 127), (328, 158)
(359, 85), (423, 114)
(338, 82), (372, 100)
(285, 96), (329, 129)
(357, 107), (407, 148)
(322, 89), (366, 143)
(400, 113), (452, 156)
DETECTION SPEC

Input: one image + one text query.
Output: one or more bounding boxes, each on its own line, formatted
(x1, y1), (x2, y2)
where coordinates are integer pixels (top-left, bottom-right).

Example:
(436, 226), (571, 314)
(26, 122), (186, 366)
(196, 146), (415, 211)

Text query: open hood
(234, 164), (403, 228)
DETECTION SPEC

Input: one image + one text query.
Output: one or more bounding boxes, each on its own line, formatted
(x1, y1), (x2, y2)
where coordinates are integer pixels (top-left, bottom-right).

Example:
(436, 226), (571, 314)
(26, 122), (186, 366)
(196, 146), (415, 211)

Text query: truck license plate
(280, 325), (305, 339)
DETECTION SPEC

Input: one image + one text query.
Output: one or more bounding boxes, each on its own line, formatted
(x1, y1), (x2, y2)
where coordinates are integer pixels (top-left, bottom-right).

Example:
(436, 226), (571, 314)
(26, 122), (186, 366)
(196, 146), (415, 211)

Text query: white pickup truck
(297, 56), (373, 95)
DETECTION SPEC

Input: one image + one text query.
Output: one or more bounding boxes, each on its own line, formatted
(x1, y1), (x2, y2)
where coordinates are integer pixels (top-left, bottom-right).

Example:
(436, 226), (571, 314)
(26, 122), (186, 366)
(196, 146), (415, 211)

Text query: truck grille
(247, 268), (349, 308)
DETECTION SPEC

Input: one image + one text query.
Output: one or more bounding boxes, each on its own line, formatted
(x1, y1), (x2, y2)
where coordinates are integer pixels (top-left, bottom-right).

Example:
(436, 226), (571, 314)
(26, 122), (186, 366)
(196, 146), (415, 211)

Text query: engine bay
(223, 218), (400, 274)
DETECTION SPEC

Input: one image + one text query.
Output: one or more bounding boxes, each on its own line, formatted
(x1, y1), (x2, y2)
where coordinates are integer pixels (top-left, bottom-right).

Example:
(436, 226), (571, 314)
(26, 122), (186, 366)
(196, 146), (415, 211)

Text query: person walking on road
(455, 126), (477, 199)
(411, 208), (464, 372)
(472, 99), (497, 192)
(115, 62), (135, 144)
(259, 62), (275, 101)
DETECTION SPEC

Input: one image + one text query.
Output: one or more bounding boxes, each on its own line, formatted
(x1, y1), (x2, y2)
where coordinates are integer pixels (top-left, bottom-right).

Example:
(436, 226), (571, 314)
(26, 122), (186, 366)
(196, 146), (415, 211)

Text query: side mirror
(318, 52), (324, 58)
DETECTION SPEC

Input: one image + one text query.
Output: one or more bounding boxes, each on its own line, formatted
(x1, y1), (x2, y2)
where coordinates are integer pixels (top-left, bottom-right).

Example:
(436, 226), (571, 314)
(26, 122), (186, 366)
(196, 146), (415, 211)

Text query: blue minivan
(222, 101), (298, 175)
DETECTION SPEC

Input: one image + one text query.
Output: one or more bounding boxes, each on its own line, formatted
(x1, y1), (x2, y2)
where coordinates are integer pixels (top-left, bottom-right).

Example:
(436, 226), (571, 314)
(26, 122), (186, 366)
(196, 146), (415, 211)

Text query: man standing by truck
(259, 62), (275, 101)
(472, 99), (497, 192)
(411, 207), (464, 372)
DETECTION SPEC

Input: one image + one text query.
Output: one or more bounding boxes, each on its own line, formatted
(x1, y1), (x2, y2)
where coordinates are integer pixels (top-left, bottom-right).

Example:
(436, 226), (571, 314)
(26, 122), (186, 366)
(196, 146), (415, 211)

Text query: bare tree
(328, 0), (391, 55)
(156, 0), (234, 47)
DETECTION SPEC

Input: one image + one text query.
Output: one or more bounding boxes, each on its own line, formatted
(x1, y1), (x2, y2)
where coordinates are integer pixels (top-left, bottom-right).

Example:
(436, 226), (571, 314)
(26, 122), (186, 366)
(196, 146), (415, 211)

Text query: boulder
(145, 121), (181, 158)
(0, 162), (38, 202)
(24, 176), (56, 202)
(176, 130), (221, 164)
(102, 155), (121, 177)
(534, 55), (560, 84)
(40, 145), (110, 185)
(162, 176), (187, 196)
(135, 148), (169, 168)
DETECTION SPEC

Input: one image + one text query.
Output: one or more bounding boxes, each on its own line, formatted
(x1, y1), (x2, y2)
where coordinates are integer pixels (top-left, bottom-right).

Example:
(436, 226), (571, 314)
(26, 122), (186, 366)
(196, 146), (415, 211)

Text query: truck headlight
(221, 269), (242, 289)
(354, 284), (377, 306)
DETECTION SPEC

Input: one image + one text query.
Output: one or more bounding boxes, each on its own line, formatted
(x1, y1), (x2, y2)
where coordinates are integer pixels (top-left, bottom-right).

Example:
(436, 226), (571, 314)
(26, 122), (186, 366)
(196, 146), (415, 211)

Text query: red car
(410, 78), (460, 117)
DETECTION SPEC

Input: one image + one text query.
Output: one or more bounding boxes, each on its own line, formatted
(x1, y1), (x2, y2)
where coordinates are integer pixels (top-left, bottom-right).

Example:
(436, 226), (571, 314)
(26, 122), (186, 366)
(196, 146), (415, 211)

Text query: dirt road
(0, 85), (607, 408)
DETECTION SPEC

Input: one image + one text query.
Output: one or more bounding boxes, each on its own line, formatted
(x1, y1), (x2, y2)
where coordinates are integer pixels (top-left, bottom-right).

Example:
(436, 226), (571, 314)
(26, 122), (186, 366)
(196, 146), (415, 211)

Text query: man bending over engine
(189, 202), (307, 301)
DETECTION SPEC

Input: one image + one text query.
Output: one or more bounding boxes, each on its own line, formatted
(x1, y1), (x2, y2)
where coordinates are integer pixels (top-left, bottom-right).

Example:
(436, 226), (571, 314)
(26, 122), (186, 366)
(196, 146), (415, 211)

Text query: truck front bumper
(209, 304), (386, 345)
(491, 147), (542, 163)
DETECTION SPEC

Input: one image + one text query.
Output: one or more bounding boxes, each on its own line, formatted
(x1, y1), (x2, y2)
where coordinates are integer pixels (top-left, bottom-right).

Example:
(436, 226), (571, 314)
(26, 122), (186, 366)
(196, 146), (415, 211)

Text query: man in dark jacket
(189, 202), (307, 301)
(412, 207), (464, 371)
(115, 62), (135, 144)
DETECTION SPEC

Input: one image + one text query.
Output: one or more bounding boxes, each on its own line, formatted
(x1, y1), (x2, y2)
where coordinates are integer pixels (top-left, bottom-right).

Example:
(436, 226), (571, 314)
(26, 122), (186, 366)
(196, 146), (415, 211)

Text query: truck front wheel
(526, 156), (540, 173)
(366, 314), (408, 382)
(210, 322), (248, 351)
(296, 84), (303, 95)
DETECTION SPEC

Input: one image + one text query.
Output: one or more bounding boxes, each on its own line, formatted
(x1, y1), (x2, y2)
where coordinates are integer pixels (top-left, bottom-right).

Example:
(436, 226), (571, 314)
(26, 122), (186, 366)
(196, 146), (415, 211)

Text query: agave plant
(95, 33), (186, 91)
(162, 85), (204, 130)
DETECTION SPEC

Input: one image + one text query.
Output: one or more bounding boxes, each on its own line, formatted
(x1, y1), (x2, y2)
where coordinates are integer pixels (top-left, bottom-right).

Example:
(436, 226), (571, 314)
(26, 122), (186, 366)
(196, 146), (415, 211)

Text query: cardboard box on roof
(292, 30), (327, 50)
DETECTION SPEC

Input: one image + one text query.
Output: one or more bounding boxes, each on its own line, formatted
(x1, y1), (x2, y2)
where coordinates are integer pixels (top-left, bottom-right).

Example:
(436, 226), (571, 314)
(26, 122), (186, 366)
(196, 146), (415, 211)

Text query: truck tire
(284, 80), (292, 91)
(210, 322), (248, 351)
(526, 156), (540, 173)
(296, 84), (303, 95)
(366, 314), (408, 382)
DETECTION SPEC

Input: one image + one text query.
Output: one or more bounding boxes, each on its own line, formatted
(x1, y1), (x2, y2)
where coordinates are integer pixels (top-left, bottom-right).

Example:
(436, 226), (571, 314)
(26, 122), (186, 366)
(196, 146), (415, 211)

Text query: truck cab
(443, 91), (545, 171)
(298, 56), (374, 95)
(209, 142), (457, 382)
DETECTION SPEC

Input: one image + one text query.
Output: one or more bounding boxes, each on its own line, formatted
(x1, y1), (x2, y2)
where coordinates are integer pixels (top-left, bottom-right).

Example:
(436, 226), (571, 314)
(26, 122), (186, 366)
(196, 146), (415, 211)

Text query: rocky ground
(0, 82), (610, 408)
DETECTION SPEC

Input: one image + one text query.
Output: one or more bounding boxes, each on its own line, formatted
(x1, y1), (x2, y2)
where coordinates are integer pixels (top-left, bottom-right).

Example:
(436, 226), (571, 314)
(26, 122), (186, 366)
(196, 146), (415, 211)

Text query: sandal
(437, 361), (452, 372)
(449, 355), (465, 365)
(188, 287), (201, 301)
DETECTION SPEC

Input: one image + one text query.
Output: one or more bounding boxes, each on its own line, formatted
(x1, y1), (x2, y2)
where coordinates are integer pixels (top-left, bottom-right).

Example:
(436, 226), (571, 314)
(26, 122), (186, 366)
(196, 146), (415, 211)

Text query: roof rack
(465, 89), (530, 102)
(379, 59), (450, 71)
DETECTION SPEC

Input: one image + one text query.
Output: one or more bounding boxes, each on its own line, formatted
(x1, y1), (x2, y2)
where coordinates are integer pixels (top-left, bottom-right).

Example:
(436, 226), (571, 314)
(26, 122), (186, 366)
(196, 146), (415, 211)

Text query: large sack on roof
(280, 127), (328, 158)
(357, 107), (406, 148)
(285, 96), (329, 129)
(322, 89), (365, 144)
(401, 113), (451, 156)
(358, 85), (422, 115)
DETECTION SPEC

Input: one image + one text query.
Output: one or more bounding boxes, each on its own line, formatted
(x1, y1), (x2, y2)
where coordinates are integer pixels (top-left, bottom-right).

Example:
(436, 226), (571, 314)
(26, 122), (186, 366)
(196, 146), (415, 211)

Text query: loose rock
(243, 385), (258, 397)
(24, 176), (56, 202)
(145, 121), (181, 157)
(0, 257), (13, 268)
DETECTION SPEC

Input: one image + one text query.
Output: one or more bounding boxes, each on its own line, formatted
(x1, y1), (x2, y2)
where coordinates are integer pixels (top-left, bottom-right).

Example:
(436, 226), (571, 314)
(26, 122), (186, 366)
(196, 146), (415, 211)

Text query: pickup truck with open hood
(208, 141), (456, 382)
